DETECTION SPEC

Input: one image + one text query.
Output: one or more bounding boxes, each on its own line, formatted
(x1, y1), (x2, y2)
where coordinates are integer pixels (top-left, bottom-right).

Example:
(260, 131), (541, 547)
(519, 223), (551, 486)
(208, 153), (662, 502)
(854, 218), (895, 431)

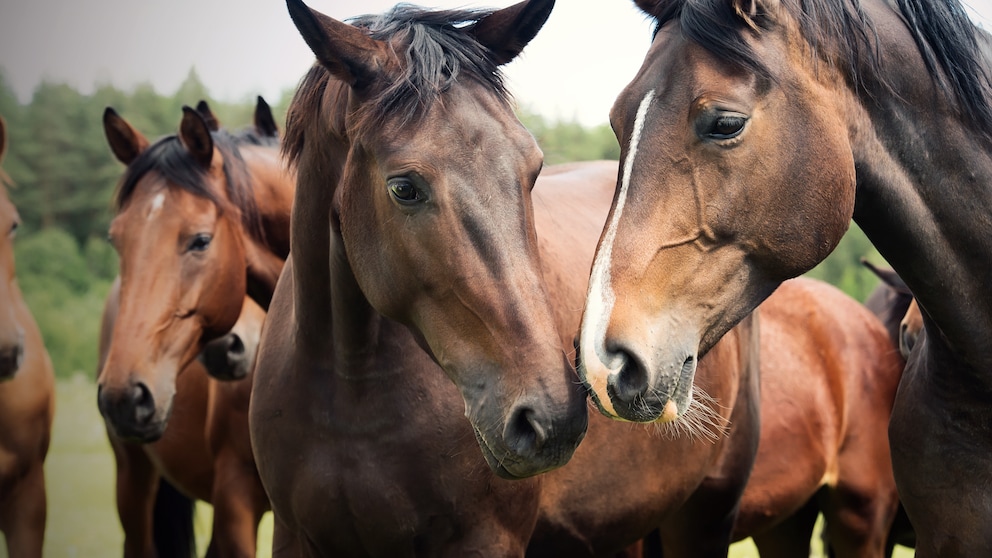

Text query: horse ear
(196, 100), (222, 131)
(254, 96), (279, 138)
(861, 258), (912, 294)
(179, 106), (215, 168)
(470, 0), (555, 65)
(103, 108), (151, 165)
(633, 0), (666, 14)
(285, 0), (390, 88)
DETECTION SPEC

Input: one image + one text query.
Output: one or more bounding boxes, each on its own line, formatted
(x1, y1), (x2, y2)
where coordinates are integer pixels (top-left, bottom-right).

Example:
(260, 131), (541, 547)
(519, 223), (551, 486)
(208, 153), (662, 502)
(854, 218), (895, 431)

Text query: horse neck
(848, 7), (992, 369)
(289, 161), (407, 387)
(236, 147), (294, 308)
(242, 146), (294, 257)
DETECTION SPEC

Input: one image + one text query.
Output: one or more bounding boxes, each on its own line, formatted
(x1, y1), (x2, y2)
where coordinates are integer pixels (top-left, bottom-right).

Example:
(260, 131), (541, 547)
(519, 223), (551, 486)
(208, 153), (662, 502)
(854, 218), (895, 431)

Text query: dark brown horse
(250, 1), (762, 555)
(580, 0), (992, 553)
(98, 100), (292, 557)
(0, 117), (55, 557)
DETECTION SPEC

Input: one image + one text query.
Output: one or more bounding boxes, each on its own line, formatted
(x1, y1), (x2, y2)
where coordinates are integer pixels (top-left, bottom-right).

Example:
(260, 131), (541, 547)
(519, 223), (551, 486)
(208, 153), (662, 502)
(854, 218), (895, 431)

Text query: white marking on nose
(580, 89), (655, 385)
(147, 193), (165, 220)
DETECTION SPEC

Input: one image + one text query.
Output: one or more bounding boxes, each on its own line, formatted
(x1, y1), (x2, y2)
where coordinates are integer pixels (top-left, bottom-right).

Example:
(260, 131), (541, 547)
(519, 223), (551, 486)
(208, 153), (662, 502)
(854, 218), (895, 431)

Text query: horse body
(580, 0), (992, 552)
(734, 277), (902, 557)
(98, 101), (290, 557)
(0, 116), (55, 558)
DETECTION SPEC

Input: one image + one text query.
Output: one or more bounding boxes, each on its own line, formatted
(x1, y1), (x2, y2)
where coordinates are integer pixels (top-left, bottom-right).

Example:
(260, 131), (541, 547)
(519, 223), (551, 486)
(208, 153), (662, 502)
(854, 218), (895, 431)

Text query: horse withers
(581, 0), (992, 552)
(97, 100), (292, 557)
(0, 116), (56, 558)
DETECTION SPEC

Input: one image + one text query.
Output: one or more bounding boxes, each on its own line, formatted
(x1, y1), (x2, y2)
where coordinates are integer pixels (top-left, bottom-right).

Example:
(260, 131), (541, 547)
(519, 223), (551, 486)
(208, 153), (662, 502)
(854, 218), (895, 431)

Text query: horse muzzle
(97, 380), (170, 442)
(580, 334), (698, 423)
(468, 387), (588, 479)
(200, 331), (250, 381)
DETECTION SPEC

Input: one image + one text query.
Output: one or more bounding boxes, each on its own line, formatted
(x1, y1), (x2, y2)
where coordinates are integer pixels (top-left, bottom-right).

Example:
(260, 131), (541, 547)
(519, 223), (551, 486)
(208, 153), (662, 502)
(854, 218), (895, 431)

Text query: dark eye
(388, 177), (423, 205)
(712, 115), (746, 138)
(8, 221), (18, 237)
(188, 234), (212, 252)
(698, 111), (748, 141)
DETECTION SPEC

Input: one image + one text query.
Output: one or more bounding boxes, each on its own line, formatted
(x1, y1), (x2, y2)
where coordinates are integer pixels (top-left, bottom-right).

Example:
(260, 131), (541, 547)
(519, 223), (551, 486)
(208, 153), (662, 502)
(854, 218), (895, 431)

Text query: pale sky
(0, 0), (990, 127)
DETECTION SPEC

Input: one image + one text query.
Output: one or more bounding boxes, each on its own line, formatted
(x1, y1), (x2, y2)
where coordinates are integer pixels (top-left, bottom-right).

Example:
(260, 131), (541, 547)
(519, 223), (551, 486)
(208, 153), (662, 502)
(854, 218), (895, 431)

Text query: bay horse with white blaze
(98, 100), (292, 557)
(579, 0), (992, 554)
(250, 0), (762, 555)
(0, 117), (55, 558)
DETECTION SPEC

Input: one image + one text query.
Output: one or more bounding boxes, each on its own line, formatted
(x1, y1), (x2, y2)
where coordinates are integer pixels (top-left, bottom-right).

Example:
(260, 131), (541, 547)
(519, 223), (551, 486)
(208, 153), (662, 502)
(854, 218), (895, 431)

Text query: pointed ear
(861, 258), (911, 294)
(196, 100), (221, 131)
(470, 0), (555, 65)
(103, 107), (151, 165)
(254, 96), (279, 138)
(633, 0), (661, 16)
(0, 116), (6, 165)
(286, 0), (391, 88)
(179, 106), (214, 168)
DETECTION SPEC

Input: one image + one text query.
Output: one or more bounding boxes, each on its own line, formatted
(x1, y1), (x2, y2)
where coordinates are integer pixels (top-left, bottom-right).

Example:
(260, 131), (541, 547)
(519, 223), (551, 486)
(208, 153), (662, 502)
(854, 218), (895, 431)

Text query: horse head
(96, 105), (269, 441)
(0, 117), (24, 380)
(578, 0), (858, 422)
(284, 0), (588, 478)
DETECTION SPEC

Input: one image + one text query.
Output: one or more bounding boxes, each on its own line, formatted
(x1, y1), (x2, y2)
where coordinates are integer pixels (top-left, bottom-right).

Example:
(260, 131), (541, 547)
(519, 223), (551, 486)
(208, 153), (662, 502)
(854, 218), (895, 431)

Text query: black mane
(652, 0), (992, 138)
(284, 4), (510, 164)
(114, 130), (265, 241)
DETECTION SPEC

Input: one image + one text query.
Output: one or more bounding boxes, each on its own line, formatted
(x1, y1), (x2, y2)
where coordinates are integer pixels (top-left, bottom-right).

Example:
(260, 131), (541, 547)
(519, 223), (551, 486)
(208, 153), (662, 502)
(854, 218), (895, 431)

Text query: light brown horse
(98, 101), (291, 557)
(580, 0), (992, 553)
(250, 1), (762, 555)
(731, 277), (903, 557)
(0, 117), (56, 557)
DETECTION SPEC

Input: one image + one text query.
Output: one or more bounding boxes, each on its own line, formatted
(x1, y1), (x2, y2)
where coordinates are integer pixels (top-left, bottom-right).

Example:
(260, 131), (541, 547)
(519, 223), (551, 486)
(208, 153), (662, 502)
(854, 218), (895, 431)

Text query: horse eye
(388, 178), (423, 205)
(188, 234), (213, 252)
(706, 114), (748, 140)
(697, 111), (749, 142)
(8, 221), (18, 237)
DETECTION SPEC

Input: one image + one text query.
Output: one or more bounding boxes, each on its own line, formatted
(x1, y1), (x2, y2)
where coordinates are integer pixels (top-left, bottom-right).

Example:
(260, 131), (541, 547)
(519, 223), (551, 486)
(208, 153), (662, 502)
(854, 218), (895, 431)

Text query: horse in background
(0, 117), (56, 558)
(97, 99), (292, 557)
(581, 0), (992, 551)
(731, 277), (902, 557)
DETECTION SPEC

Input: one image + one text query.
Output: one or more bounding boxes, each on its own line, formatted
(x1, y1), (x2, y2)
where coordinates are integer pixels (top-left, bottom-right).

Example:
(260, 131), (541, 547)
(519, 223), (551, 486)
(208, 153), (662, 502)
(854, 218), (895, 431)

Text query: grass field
(2, 379), (912, 557)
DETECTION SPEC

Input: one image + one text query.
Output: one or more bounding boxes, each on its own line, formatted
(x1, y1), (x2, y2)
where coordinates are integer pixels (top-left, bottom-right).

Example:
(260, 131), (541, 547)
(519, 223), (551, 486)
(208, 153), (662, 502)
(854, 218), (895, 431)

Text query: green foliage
(16, 228), (92, 294)
(83, 235), (119, 281)
(803, 222), (886, 303)
(14, 229), (113, 378)
(517, 105), (620, 164)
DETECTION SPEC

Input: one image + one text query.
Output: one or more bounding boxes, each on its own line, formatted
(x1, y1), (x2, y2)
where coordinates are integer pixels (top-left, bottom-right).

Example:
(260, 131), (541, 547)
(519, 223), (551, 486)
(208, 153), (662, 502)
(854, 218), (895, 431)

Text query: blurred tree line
(0, 69), (885, 379)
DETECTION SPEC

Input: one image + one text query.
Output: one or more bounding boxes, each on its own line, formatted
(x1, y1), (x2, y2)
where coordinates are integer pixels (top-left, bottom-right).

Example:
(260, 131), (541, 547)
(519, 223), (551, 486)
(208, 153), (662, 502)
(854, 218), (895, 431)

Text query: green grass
(2, 379), (912, 557)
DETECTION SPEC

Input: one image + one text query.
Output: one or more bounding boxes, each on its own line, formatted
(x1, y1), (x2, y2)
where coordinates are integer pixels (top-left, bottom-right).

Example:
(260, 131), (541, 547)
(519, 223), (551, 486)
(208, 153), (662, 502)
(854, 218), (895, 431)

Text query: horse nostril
(227, 334), (245, 358)
(606, 348), (649, 405)
(132, 382), (155, 424)
(505, 405), (548, 455)
(0, 343), (23, 376)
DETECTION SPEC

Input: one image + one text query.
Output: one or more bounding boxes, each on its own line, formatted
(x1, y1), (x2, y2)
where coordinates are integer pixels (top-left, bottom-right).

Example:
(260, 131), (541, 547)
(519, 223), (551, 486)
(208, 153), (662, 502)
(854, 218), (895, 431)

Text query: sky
(0, 0), (990, 128)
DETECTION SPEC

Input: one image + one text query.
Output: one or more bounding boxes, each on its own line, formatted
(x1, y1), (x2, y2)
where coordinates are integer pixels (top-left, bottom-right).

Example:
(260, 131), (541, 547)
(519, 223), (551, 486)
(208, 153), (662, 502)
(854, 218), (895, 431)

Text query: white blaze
(580, 89), (655, 403)
(147, 192), (165, 220)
